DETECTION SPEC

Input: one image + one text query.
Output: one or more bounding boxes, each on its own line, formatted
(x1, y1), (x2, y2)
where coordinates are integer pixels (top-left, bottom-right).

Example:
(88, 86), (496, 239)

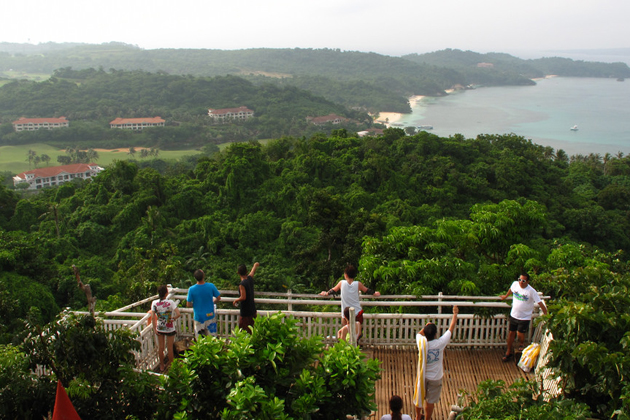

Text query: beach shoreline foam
(374, 95), (424, 127)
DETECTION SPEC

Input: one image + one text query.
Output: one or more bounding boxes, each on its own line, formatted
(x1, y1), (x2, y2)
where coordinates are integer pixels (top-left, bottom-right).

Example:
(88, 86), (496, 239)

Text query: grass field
(0, 139), (275, 176)
(0, 143), (203, 175)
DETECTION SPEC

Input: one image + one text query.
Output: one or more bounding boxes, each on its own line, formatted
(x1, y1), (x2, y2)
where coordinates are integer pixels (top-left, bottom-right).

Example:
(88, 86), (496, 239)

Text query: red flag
(52, 380), (81, 420)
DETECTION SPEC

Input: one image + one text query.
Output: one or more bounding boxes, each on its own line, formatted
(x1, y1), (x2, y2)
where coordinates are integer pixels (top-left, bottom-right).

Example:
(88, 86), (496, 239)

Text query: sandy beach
(375, 95), (424, 127)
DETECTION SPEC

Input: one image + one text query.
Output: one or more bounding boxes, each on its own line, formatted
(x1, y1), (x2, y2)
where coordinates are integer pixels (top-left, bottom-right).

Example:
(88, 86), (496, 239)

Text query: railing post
(349, 307), (356, 346)
(288, 289), (293, 312)
(438, 292), (443, 314)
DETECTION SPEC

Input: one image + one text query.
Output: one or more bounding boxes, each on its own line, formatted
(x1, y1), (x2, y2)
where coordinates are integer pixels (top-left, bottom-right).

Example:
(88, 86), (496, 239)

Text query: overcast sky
(2, 0), (629, 58)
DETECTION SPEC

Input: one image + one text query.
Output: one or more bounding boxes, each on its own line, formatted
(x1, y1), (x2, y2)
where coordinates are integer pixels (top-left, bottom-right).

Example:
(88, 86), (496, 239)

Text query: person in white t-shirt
(414, 306), (458, 420)
(151, 284), (181, 372)
(500, 273), (548, 362)
(380, 395), (412, 420)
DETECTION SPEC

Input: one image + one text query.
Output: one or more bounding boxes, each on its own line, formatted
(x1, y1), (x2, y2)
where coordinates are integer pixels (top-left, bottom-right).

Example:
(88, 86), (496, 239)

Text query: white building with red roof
(13, 163), (104, 190)
(207, 106), (254, 123)
(12, 117), (69, 132)
(306, 114), (346, 126)
(110, 117), (165, 130)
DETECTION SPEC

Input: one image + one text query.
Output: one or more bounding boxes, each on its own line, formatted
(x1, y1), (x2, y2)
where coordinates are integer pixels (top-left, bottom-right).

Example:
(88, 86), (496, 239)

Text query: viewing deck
(79, 289), (556, 418)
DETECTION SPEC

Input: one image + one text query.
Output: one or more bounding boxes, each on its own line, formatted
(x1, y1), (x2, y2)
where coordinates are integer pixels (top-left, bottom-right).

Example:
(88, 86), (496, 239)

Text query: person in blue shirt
(187, 269), (221, 338)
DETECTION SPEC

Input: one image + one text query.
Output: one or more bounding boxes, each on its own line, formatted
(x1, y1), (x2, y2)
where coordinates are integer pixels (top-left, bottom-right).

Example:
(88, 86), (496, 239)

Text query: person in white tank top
(320, 264), (380, 341)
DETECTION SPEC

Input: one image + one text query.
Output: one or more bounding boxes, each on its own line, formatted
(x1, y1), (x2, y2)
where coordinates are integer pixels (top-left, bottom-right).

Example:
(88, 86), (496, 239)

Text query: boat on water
(417, 125), (433, 130)
(570, 125), (579, 131)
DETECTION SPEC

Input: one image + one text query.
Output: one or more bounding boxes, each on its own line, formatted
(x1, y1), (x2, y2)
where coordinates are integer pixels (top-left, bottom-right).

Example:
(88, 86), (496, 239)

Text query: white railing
(75, 289), (547, 370)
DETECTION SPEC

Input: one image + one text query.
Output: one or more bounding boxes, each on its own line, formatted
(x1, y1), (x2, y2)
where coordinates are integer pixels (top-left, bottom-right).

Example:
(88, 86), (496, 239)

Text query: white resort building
(12, 117), (69, 132)
(207, 106), (254, 123)
(110, 117), (165, 131)
(13, 163), (104, 190)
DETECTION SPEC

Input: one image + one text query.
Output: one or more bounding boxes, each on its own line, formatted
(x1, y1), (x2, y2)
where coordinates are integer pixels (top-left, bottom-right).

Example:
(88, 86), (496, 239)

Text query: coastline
(375, 95), (424, 127)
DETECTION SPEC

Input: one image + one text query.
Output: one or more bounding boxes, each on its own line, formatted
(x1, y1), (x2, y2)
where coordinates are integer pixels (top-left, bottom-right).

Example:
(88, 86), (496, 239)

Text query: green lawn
(0, 143), (203, 174)
(0, 139), (276, 176)
(0, 70), (51, 82)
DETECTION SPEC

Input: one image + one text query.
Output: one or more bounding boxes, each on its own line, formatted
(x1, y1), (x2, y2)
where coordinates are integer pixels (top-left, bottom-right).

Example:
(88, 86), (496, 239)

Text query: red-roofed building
(207, 106), (254, 123)
(12, 117), (69, 132)
(306, 114), (346, 126)
(358, 128), (385, 137)
(110, 117), (165, 130)
(13, 163), (103, 190)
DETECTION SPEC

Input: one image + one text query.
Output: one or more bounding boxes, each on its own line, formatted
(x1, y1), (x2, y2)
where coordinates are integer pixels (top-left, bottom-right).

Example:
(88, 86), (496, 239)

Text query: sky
(2, 0), (629, 59)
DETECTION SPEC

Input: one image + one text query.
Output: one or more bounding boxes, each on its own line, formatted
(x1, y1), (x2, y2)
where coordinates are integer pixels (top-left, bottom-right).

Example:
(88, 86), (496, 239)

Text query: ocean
(396, 77), (630, 156)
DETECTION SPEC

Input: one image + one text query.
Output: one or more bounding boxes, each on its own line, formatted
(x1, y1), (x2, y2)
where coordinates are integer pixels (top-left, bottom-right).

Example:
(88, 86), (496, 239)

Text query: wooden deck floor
(364, 347), (531, 420)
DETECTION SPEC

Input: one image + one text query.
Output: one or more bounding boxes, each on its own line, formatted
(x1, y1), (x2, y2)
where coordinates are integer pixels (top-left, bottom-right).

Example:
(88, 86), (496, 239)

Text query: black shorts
(158, 331), (177, 337)
(508, 316), (530, 333)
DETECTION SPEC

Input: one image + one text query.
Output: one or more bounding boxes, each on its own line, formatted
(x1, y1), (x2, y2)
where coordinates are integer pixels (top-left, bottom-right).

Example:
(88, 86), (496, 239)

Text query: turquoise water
(397, 77), (630, 156)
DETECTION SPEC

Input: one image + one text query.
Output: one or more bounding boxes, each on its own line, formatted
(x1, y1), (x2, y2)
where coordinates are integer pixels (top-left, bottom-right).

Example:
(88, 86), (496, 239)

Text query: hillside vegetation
(2, 129), (630, 418)
(0, 69), (371, 149)
(3, 42), (628, 113)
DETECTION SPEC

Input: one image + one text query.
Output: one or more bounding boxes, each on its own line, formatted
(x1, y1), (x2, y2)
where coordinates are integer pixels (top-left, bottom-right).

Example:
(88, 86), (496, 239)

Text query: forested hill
(0, 69), (371, 146)
(3, 130), (630, 340)
(4, 43), (628, 113)
(403, 48), (630, 79)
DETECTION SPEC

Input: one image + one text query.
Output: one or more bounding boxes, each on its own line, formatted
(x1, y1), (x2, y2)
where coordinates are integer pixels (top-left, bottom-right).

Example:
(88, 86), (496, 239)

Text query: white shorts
(425, 378), (443, 404)
(194, 318), (217, 338)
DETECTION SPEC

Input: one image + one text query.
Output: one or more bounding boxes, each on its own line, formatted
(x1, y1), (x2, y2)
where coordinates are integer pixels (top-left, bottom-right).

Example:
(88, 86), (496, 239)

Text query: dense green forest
(0, 69), (372, 148)
(3, 43), (629, 113)
(2, 130), (630, 327)
(2, 129), (630, 418)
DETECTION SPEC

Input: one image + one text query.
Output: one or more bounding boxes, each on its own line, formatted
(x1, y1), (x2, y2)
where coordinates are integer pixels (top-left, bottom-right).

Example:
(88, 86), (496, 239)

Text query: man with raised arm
(186, 269), (221, 338)
(320, 264), (380, 342)
(500, 272), (548, 362)
(233, 262), (259, 333)
(414, 306), (459, 420)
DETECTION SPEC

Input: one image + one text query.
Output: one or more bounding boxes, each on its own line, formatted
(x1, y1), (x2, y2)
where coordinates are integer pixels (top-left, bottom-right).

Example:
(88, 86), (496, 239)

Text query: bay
(396, 77), (630, 156)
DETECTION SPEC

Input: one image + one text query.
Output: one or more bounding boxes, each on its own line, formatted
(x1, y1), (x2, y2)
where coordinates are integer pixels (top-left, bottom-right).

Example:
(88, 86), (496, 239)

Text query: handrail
(81, 291), (546, 371)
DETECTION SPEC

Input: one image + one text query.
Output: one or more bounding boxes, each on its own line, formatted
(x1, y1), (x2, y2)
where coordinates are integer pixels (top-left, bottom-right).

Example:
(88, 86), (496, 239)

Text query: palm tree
(87, 148), (99, 162)
(40, 154), (51, 167)
(186, 246), (210, 270)
(26, 149), (37, 169)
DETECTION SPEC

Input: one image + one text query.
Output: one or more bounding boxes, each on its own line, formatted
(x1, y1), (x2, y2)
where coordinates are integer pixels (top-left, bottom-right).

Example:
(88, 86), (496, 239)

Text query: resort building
(358, 128), (385, 137)
(13, 163), (104, 190)
(207, 106), (255, 123)
(110, 117), (165, 131)
(12, 117), (69, 132)
(306, 114), (346, 126)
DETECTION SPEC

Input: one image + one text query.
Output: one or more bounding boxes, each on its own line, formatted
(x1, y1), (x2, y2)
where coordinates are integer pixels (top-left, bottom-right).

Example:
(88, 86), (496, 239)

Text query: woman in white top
(381, 395), (412, 420)
(151, 284), (181, 372)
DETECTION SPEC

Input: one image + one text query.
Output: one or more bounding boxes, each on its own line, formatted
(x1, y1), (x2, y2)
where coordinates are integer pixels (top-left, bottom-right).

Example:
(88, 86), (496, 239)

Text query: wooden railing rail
(74, 290), (546, 370)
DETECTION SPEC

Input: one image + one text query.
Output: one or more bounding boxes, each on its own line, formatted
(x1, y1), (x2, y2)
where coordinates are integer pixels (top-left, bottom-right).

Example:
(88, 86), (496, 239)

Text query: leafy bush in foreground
(457, 379), (592, 420)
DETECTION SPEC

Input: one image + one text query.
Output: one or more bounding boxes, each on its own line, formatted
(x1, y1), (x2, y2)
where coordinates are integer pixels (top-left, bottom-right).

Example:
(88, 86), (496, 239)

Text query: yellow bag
(518, 343), (540, 372)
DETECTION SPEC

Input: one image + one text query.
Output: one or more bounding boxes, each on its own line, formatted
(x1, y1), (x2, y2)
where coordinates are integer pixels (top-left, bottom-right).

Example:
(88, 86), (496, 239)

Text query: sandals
(502, 353), (513, 362)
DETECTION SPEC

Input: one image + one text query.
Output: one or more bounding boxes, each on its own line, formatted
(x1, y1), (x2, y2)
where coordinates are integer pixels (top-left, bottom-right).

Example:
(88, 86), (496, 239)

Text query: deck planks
(368, 347), (530, 419)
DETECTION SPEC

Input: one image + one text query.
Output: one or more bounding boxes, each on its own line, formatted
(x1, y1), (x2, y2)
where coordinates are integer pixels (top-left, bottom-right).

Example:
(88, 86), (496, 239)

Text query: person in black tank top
(233, 262), (259, 333)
